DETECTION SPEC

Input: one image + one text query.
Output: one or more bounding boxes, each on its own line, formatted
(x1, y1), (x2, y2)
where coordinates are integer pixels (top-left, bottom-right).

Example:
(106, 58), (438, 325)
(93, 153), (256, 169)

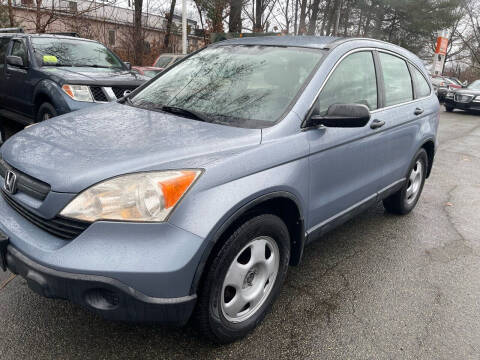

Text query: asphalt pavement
(1, 110), (480, 359)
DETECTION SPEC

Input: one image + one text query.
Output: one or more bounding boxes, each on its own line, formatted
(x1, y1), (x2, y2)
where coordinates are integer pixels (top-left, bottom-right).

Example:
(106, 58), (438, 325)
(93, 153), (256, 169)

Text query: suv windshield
(131, 45), (324, 128)
(31, 37), (124, 69)
(468, 80), (480, 90)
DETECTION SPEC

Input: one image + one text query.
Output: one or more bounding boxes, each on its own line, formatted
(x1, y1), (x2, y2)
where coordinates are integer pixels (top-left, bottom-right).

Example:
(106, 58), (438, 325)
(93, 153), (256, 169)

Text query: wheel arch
(33, 80), (68, 120)
(33, 92), (52, 119)
(421, 138), (435, 178)
(190, 191), (306, 295)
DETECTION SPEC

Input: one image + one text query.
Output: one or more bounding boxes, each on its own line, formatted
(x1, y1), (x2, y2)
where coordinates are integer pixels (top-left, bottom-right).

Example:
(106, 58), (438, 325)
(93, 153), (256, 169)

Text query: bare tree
(229, 0), (242, 32)
(133, 0), (144, 65)
(164, 0), (177, 50)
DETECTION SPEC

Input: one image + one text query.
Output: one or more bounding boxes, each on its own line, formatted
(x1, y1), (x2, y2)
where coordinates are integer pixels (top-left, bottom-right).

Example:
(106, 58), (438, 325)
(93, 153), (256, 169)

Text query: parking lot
(0, 109), (479, 359)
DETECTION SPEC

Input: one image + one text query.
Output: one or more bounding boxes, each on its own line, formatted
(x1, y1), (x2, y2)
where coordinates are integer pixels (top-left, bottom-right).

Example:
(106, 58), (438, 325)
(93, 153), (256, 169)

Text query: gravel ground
(1, 109), (480, 359)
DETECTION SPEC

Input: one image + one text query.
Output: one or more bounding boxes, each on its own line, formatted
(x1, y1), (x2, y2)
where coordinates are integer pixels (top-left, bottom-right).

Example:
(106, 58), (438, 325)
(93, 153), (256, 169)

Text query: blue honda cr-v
(0, 36), (439, 343)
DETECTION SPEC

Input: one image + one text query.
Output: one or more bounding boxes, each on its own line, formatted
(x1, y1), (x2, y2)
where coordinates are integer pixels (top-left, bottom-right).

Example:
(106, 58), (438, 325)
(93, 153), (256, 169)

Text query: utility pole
(182, 0), (187, 54)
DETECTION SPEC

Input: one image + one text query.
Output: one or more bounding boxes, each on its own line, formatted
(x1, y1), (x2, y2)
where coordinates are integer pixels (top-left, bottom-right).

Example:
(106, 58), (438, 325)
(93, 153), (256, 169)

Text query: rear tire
(445, 105), (454, 112)
(383, 148), (428, 215)
(36, 102), (57, 123)
(194, 214), (290, 343)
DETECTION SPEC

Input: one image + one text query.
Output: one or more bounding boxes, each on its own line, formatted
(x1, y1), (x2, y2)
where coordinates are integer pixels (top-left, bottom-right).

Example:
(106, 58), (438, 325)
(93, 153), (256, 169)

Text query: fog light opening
(84, 288), (120, 311)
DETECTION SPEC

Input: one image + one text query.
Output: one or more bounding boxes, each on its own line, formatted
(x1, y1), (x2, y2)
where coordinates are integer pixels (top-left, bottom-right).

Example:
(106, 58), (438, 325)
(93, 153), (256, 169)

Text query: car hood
(42, 67), (148, 86)
(454, 88), (480, 96)
(1, 103), (262, 193)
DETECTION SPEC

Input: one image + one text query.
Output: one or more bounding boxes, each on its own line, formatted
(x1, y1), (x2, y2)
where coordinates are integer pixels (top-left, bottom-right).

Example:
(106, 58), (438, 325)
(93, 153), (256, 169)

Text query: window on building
(316, 51), (378, 115)
(21, 0), (33, 7)
(379, 52), (413, 107)
(68, 1), (77, 13)
(108, 30), (116, 47)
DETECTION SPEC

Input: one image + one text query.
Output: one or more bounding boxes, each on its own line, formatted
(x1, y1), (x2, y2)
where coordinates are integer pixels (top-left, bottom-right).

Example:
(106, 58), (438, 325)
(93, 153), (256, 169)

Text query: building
(1, 0), (206, 64)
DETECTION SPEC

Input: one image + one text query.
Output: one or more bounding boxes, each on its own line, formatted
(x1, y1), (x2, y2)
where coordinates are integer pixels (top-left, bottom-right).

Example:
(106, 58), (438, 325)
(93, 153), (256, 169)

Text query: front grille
(0, 158), (50, 200)
(90, 86), (108, 102)
(1, 190), (89, 240)
(112, 86), (136, 99)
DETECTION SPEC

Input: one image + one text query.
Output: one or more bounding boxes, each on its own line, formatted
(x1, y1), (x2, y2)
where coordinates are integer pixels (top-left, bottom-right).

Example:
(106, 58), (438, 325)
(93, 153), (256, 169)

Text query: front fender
(34, 80), (98, 116)
(33, 80), (70, 115)
(168, 155), (310, 294)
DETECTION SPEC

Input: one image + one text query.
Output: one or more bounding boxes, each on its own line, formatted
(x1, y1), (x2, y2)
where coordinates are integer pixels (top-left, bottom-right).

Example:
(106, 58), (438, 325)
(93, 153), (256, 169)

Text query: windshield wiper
(42, 63), (74, 67)
(123, 97), (134, 106)
(73, 64), (115, 69)
(160, 106), (211, 123)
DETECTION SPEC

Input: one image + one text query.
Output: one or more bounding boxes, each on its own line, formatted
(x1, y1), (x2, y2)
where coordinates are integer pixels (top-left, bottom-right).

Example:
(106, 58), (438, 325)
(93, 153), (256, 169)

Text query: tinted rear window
(0, 38), (10, 70)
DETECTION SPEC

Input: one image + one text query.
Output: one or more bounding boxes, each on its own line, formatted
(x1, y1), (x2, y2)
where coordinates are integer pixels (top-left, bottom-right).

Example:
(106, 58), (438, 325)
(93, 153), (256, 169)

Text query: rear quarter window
(411, 66), (431, 98)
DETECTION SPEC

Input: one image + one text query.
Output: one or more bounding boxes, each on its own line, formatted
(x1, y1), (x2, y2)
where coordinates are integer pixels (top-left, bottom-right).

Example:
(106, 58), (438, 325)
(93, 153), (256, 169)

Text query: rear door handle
(414, 107), (424, 115)
(370, 119), (385, 129)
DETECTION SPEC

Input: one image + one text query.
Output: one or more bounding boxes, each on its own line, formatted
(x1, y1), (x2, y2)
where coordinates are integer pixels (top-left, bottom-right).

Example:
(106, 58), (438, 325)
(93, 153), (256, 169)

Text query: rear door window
(0, 38), (10, 70)
(379, 52), (413, 107)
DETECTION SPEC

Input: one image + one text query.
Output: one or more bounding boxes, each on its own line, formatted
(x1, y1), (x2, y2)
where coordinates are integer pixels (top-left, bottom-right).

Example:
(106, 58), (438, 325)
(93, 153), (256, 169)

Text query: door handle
(414, 107), (424, 115)
(370, 119), (385, 129)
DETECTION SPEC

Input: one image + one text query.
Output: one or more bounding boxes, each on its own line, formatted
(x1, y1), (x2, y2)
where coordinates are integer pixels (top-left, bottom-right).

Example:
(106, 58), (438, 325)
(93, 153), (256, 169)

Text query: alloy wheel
(221, 236), (280, 323)
(406, 160), (423, 204)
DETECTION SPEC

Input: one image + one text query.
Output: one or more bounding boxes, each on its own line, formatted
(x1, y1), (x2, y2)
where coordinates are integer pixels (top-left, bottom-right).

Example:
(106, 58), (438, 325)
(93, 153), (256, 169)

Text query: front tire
(383, 148), (428, 215)
(36, 102), (57, 122)
(445, 105), (454, 112)
(195, 214), (290, 343)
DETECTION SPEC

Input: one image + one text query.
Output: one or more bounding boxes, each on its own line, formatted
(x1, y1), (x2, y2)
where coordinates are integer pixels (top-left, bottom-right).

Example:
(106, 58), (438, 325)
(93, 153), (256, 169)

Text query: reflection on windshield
(131, 45), (324, 127)
(31, 38), (124, 69)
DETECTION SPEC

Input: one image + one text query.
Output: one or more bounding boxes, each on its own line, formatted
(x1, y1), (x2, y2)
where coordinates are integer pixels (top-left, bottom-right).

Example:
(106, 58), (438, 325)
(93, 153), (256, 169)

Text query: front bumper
(444, 98), (480, 111)
(3, 243), (196, 324)
(0, 182), (211, 324)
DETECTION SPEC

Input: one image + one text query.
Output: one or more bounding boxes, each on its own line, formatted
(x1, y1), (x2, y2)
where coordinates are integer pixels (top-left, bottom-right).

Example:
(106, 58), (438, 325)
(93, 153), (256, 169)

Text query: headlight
(60, 170), (202, 222)
(446, 92), (454, 98)
(473, 96), (480, 103)
(62, 84), (94, 102)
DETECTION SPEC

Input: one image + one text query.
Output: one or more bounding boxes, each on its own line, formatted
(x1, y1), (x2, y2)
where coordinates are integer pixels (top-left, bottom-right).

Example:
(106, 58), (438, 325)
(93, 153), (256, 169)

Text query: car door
(370, 51), (428, 188)
(306, 50), (390, 233)
(4, 38), (34, 116)
(0, 37), (11, 107)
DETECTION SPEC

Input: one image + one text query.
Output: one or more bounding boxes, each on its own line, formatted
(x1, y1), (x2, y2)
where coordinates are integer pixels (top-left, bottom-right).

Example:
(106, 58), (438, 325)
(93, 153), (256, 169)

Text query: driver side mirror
(6, 55), (24, 68)
(124, 61), (132, 70)
(304, 104), (371, 128)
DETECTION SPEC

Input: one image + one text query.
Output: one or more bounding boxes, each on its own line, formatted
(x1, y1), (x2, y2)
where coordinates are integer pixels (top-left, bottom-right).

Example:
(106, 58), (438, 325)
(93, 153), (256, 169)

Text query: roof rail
(47, 32), (79, 37)
(0, 27), (24, 34)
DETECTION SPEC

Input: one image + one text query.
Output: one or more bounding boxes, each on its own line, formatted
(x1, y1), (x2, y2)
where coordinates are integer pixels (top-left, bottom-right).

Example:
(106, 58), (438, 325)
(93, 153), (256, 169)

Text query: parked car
(0, 36), (438, 343)
(444, 79), (480, 112)
(0, 32), (148, 125)
(431, 76), (463, 101)
(153, 53), (185, 69)
(133, 53), (186, 78)
(131, 66), (163, 78)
